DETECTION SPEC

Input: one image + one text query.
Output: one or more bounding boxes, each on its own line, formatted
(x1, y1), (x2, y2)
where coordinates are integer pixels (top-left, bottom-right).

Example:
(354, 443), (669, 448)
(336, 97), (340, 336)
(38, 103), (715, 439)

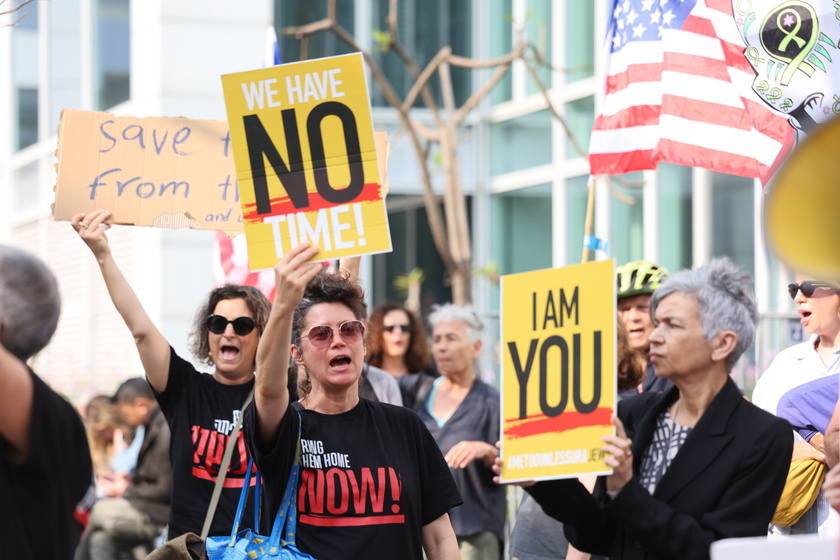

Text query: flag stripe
(589, 0), (794, 183)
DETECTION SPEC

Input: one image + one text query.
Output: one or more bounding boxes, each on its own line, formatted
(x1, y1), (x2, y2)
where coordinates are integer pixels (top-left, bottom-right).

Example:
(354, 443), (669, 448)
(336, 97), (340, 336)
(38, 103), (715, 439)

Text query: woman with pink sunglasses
(244, 243), (462, 560)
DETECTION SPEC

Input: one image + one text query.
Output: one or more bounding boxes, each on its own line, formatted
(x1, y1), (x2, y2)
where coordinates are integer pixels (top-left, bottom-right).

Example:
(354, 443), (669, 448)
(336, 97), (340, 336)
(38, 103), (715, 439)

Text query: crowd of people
(7, 218), (840, 559)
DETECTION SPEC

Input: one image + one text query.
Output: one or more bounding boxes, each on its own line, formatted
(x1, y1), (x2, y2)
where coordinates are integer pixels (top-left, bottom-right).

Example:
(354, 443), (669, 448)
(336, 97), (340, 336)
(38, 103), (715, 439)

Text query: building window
(610, 174), (643, 265)
(371, 0), (472, 107)
(15, 0), (38, 29)
(525, 0), (551, 95)
(566, 175), (590, 265)
(95, 0), (130, 110)
(276, 0), (355, 62)
(13, 0), (39, 150)
(658, 163), (693, 271)
(490, 0), (513, 104)
(491, 183), (552, 276)
(370, 196), (452, 317)
(564, 1), (595, 83)
(490, 109), (552, 176)
(565, 95), (594, 159)
(712, 172), (754, 276)
(16, 88), (38, 150)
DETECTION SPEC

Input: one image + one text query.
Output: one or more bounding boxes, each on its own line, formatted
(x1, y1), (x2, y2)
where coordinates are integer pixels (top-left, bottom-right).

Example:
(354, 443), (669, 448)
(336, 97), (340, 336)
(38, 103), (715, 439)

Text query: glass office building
(1, 0), (799, 398)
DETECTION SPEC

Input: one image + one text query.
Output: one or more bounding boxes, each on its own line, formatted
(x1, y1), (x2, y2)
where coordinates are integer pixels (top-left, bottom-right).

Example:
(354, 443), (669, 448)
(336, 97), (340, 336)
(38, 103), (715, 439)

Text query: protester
(508, 320), (644, 560)
(495, 258), (793, 560)
(73, 210), (270, 538)
(752, 275), (840, 537)
(366, 302), (431, 377)
(616, 260), (672, 394)
(399, 303), (505, 560)
(83, 394), (137, 496)
(76, 377), (172, 558)
(244, 242), (462, 560)
(358, 361), (403, 404)
(0, 244), (94, 559)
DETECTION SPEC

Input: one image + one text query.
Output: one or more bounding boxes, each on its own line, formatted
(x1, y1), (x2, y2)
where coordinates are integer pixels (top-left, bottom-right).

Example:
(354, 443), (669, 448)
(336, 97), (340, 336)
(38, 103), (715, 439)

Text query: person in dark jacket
(76, 377), (172, 559)
(0, 244), (94, 560)
(495, 258), (793, 560)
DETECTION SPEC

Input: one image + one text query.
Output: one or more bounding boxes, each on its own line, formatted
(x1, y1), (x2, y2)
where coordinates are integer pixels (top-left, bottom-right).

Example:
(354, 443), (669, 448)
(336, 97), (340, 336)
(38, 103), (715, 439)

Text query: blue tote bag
(207, 412), (316, 560)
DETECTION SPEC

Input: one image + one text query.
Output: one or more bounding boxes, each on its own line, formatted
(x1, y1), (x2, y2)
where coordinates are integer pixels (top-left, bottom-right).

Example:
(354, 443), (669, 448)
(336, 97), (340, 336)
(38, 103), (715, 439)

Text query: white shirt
(753, 336), (840, 415)
(752, 335), (840, 538)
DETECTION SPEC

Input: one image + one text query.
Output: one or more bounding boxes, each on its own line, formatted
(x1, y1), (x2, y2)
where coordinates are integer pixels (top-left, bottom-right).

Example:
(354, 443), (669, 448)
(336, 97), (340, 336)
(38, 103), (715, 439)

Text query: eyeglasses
(787, 281), (838, 300)
(206, 315), (257, 336)
(301, 320), (365, 347)
(383, 324), (413, 334)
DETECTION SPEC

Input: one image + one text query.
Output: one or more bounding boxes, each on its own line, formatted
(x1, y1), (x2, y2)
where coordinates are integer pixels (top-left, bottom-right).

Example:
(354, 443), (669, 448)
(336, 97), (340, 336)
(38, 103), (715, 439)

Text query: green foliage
(474, 261), (500, 285)
(372, 30), (392, 53)
(393, 267), (425, 295)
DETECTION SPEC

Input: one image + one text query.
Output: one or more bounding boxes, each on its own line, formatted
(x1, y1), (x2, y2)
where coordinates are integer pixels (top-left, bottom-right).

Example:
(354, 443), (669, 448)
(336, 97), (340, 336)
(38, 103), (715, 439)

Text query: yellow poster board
(221, 52), (392, 270)
(500, 260), (616, 482)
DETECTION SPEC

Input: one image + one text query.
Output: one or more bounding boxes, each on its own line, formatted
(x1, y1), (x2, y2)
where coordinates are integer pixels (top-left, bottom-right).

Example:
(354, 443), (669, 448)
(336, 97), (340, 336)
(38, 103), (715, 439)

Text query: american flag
(588, 0), (796, 183)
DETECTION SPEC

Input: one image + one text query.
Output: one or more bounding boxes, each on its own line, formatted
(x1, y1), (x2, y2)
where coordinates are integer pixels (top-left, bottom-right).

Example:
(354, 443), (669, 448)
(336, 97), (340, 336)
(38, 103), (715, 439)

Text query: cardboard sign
(52, 110), (389, 238)
(221, 52), (392, 270)
(500, 260), (616, 483)
(53, 110), (243, 230)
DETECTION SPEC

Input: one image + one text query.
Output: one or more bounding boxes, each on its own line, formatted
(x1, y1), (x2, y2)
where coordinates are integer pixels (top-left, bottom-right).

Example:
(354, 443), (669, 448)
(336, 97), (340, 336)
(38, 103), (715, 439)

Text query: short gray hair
(427, 303), (484, 343)
(650, 257), (759, 371)
(0, 245), (61, 361)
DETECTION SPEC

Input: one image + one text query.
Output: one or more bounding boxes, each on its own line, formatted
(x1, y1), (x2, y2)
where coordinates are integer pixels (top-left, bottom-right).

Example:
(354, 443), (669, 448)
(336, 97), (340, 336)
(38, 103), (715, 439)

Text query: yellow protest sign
(500, 260), (616, 482)
(221, 52), (391, 270)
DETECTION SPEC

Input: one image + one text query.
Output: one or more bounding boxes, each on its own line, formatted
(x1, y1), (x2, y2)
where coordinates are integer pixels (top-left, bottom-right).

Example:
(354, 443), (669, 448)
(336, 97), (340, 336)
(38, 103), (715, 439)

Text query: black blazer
(526, 378), (793, 560)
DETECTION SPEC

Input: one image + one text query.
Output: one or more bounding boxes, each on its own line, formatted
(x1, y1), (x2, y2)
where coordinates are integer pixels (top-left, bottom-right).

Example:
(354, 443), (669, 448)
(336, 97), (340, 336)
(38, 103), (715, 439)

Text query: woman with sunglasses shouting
(72, 210), (271, 539)
(243, 243), (462, 560)
(366, 302), (431, 377)
(752, 275), (840, 538)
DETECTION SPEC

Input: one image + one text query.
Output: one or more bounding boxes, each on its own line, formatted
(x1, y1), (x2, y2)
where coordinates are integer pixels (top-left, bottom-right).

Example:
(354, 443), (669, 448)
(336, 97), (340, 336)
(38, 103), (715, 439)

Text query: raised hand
(71, 210), (113, 258)
(271, 242), (325, 311)
(602, 415), (634, 493)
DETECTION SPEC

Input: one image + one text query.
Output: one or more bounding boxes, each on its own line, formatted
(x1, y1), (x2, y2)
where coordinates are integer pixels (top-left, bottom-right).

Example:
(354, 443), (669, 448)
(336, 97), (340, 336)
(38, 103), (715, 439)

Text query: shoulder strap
(200, 387), (255, 540)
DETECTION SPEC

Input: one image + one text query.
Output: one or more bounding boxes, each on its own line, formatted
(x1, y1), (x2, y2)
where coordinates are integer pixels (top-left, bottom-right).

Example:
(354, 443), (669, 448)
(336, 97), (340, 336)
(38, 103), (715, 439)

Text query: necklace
(672, 399), (680, 425)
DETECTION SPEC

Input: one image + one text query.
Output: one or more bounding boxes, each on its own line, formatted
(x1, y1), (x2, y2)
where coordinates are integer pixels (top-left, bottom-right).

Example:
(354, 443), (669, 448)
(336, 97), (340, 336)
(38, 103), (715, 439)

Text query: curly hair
(188, 284), (272, 367)
(617, 319), (646, 392)
(365, 302), (430, 373)
(292, 270), (367, 399)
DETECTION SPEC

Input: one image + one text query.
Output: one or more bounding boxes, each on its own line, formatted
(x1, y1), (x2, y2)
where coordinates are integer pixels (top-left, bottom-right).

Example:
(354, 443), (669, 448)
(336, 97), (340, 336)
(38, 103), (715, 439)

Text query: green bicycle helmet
(616, 260), (669, 298)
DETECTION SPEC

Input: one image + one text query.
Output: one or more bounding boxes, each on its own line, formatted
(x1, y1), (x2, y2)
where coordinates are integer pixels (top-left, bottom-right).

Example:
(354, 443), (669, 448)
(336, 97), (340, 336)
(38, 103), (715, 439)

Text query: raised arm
(72, 210), (170, 393)
(254, 243), (323, 447)
(0, 343), (34, 461)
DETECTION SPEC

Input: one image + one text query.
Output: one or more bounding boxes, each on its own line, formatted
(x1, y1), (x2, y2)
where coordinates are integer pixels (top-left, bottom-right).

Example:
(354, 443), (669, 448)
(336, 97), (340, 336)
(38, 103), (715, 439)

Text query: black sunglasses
(206, 315), (257, 336)
(788, 281), (838, 300)
(301, 320), (365, 348)
(383, 324), (413, 334)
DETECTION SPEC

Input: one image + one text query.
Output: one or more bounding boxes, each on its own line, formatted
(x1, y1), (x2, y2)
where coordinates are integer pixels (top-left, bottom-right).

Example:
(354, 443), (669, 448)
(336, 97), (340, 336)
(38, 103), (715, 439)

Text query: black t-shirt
(155, 347), (256, 538)
(0, 368), (93, 560)
(244, 398), (463, 560)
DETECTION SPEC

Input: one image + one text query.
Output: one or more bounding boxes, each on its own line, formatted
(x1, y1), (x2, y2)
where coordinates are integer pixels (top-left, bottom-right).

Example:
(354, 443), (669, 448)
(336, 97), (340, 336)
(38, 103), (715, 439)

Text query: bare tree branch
(1, 0), (35, 26)
(278, 0), (623, 302)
